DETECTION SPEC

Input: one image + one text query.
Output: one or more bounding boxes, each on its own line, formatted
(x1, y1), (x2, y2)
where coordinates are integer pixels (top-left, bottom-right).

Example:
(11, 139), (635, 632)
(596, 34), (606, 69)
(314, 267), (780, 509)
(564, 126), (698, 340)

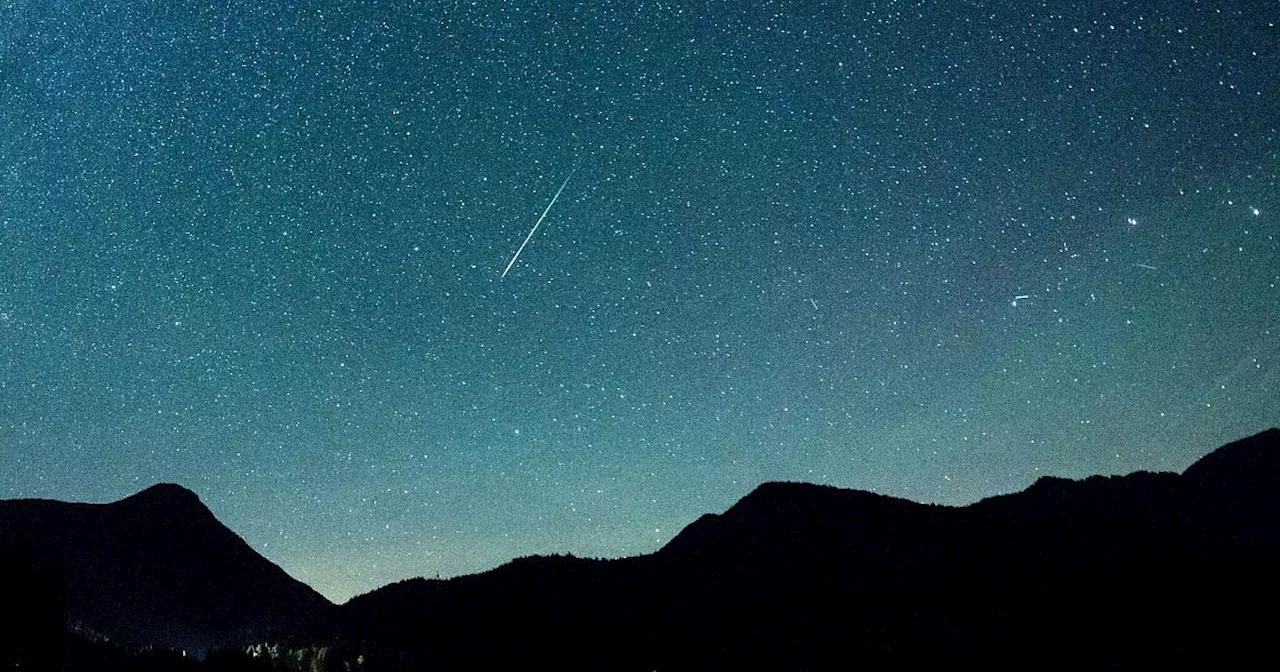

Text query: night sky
(2, 0), (1277, 603)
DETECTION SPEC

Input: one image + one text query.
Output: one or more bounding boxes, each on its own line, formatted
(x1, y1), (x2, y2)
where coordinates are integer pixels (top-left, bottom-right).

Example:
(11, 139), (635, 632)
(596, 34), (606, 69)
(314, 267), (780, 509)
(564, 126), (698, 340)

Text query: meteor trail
(501, 161), (581, 278)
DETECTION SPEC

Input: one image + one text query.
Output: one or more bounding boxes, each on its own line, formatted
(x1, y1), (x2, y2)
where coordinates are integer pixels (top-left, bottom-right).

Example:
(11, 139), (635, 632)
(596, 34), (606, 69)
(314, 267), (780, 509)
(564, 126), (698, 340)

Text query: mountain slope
(0, 483), (333, 655)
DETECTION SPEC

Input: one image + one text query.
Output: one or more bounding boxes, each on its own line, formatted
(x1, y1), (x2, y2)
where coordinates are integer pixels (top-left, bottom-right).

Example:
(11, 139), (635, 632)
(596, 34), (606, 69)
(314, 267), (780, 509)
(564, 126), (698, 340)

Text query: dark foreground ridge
(340, 428), (1280, 670)
(0, 482), (334, 665)
(3, 428), (1279, 670)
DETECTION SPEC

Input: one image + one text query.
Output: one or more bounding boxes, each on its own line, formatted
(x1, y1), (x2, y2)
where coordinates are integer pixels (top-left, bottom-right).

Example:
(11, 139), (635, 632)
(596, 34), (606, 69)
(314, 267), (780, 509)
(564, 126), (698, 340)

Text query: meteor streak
(501, 161), (581, 278)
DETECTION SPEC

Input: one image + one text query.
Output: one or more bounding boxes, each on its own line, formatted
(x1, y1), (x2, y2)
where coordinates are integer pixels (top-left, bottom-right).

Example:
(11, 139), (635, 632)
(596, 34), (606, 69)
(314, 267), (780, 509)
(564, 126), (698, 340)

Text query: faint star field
(1, 0), (1277, 603)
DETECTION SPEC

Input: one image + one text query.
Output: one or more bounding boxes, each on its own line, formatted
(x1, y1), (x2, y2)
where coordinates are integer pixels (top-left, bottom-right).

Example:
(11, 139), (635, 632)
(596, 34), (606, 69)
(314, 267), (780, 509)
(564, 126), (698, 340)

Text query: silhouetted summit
(1182, 428), (1280, 546)
(0, 485), (333, 657)
(120, 482), (206, 507)
(1184, 427), (1280, 485)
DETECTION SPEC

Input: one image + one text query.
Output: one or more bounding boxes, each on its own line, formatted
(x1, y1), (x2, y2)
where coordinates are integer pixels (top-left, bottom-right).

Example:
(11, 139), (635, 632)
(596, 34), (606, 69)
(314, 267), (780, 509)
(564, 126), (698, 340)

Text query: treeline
(203, 643), (366, 672)
(3, 535), (368, 672)
(59, 640), (368, 672)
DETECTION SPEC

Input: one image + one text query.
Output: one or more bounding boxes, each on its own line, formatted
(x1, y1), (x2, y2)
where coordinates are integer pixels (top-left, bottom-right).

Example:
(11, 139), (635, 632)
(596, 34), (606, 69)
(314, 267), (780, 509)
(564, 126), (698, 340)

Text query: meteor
(501, 161), (581, 278)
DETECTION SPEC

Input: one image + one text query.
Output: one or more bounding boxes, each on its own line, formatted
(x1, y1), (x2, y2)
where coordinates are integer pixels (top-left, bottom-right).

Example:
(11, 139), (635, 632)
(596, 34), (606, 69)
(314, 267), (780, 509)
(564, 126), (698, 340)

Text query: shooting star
(501, 161), (581, 278)
(1135, 263), (1158, 271)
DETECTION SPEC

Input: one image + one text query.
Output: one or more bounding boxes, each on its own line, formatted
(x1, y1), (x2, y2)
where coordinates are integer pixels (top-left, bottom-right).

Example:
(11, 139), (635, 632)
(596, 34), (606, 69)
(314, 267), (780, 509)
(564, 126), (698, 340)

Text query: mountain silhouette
(0, 483), (333, 657)
(340, 428), (1280, 670)
(3, 430), (1278, 669)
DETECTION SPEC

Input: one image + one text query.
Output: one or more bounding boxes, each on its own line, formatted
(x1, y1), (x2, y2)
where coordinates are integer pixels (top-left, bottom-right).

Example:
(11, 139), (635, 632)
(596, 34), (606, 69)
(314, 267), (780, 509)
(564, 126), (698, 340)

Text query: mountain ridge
(3, 428), (1277, 669)
(336, 427), (1279, 669)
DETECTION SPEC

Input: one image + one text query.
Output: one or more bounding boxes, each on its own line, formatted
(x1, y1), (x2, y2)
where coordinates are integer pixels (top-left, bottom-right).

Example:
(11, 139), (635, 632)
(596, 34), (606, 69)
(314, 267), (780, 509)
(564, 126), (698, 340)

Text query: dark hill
(1181, 428), (1280, 546)
(0, 483), (334, 656)
(341, 428), (1280, 670)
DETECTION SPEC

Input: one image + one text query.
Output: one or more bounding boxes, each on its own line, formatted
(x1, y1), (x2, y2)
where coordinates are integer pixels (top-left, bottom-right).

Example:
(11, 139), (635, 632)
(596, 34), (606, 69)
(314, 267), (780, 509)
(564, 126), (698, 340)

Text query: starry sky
(1, 0), (1277, 603)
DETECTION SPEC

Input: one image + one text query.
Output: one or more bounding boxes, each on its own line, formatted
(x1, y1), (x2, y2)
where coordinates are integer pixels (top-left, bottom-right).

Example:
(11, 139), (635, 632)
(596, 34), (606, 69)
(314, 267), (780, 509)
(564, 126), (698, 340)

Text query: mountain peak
(1180, 428), (1280, 545)
(730, 480), (921, 518)
(735, 480), (880, 507)
(118, 483), (206, 511)
(1027, 474), (1075, 491)
(1183, 428), (1280, 482)
(132, 482), (200, 501)
(740, 480), (835, 502)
